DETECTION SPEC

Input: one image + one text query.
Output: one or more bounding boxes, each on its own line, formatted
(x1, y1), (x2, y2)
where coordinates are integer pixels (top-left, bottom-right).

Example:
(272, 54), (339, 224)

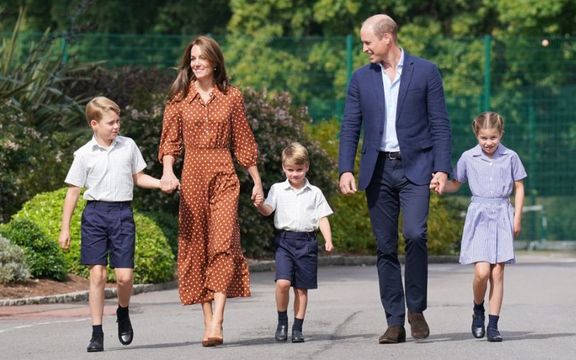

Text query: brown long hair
(167, 35), (229, 102)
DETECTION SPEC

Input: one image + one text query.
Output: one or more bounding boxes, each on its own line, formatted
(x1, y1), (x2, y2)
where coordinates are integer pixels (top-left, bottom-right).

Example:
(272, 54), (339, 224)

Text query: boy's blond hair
(282, 142), (309, 166)
(85, 96), (121, 125)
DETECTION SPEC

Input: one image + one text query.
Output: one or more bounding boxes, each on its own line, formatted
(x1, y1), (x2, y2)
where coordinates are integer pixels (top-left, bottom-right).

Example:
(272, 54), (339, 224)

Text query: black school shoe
(275, 323), (288, 342)
(487, 327), (503, 342)
(471, 313), (486, 338)
(87, 333), (104, 352)
(291, 329), (305, 343)
(117, 312), (134, 345)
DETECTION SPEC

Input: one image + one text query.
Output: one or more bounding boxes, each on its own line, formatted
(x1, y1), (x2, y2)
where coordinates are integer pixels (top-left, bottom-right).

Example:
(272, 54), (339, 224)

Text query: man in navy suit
(338, 14), (452, 343)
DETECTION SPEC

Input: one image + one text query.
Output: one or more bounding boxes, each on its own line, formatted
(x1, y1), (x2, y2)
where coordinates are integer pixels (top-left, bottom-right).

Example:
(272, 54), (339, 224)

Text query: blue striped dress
(453, 144), (527, 264)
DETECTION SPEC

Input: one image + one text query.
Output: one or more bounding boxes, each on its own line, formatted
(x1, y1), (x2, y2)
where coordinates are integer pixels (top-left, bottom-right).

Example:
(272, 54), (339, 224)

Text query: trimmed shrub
(0, 219), (67, 281)
(0, 235), (31, 284)
(11, 188), (176, 284)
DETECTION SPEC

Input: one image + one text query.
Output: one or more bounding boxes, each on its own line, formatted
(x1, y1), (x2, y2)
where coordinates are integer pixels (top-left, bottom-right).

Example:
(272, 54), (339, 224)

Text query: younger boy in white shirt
(256, 142), (333, 343)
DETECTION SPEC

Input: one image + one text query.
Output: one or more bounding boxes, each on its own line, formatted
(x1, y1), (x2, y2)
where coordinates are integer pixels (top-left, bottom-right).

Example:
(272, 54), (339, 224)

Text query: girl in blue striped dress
(432, 112), (526, 342)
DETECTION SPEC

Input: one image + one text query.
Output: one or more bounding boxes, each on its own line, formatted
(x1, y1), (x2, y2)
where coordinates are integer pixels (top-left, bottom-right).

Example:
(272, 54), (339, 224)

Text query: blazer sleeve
(426, 65), (452, 174)
(338, 72), (362, 175)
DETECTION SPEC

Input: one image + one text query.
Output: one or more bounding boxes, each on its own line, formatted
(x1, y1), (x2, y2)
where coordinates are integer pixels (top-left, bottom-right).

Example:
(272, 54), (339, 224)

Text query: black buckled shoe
(291, 329), (305, 343)
(117, 314), (134, 345)
(487, 327), (503, 342)
(275, 323), (288, 342)
(87, 333), (104, 352)
(472, 313), (485, 338)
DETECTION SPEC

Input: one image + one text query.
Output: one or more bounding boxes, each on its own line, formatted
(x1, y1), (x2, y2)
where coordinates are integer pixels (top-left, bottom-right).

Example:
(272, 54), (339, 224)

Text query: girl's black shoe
(487, 327), (503, 342)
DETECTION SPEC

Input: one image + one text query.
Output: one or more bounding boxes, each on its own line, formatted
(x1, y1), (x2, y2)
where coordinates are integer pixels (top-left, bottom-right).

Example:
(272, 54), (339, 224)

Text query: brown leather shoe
(408, 312), (430, 339)
(378, 325), (406, 344)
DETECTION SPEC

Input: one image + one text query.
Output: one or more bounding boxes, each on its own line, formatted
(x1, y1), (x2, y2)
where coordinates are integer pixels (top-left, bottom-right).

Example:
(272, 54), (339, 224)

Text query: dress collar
(471, 143), (509, 159)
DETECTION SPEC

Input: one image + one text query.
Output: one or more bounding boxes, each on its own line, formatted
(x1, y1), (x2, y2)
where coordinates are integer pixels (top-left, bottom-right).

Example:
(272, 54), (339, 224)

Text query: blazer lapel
(370, 63), (385, 117)
(397, 54), (414, 122)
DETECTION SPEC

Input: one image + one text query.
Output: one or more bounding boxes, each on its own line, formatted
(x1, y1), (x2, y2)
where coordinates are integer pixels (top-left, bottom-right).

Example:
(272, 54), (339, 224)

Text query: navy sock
(92, 325), (103, 336)
(488, 314), (499, 330)
(473, 301), (485, 315)
(293, 318), (304, 332)
(117, 305), (129, 319)
(278, 311), (288, 325)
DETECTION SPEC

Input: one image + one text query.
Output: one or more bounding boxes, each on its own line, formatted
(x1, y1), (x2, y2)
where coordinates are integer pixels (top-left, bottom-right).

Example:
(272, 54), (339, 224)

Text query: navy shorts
(274, 231), (318, 289)
(81, 201), (135, 268)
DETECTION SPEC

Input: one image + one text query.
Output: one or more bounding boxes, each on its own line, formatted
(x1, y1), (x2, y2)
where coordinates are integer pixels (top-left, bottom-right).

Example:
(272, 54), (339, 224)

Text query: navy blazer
(338, 53), (452, 190)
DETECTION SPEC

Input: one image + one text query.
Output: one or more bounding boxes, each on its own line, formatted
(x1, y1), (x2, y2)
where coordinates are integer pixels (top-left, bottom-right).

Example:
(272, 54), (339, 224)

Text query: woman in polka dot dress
(158, 36), (264, 347)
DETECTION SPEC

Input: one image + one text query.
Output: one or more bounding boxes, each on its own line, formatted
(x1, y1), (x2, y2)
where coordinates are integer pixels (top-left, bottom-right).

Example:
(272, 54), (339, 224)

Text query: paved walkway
(1, 252), (575, 360)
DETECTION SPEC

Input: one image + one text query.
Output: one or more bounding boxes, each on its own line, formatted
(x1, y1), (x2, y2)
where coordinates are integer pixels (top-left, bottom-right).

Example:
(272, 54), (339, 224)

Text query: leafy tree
(0, 7), (86, 222)
(0, 0), (232, 35)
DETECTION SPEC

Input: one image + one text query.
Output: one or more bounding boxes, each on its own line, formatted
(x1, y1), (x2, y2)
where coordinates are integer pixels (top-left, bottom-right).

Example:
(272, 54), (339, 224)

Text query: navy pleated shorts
(81, 201), (135, 268)
(274, 231), (318, 289)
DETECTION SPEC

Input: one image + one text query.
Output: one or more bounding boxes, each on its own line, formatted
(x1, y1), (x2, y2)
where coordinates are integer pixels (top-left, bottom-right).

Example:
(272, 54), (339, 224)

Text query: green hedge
(0, 218), (67, 281)
(11, 188), (176, 284)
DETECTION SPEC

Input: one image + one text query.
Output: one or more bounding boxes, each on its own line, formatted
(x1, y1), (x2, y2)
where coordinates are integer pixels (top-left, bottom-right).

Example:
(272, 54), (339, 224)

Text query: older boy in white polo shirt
(59, 96), (161, 352)
(256, 142), (334, 343)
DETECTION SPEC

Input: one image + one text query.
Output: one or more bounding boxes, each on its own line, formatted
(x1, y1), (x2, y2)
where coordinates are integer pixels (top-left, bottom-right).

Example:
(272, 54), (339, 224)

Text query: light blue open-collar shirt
(379, 49), (404, 152)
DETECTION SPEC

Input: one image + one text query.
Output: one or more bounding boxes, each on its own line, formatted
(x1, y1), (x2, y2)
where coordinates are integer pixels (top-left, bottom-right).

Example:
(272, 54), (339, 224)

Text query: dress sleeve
(230, 90), (258, 168)
(453, 154), (468, 183)
(158, 100), (183, 163)
(511, 152), (528, 181)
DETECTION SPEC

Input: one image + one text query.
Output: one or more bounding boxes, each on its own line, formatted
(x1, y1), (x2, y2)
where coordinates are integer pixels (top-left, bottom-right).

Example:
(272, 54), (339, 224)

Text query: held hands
(160, 173), (181, 194)
(251, 183), (264, 207)
(429, 172), (448, 195)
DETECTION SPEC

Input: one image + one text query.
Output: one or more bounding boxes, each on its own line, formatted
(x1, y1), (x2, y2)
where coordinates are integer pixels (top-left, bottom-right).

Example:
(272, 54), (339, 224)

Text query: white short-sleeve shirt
(264, 178), (333, 232)
(64, 136), (147, 201)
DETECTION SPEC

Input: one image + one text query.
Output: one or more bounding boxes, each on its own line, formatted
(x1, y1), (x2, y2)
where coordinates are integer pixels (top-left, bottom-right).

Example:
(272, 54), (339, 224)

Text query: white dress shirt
(264, 179), (333, 232)
(65, 136), (147, 201)
(379, 49), (404, 152)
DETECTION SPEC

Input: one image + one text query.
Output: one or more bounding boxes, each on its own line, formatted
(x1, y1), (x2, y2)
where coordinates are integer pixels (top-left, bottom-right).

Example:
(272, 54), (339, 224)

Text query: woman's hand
(251, 183), (264, 207)
(160, 172), (180, 193)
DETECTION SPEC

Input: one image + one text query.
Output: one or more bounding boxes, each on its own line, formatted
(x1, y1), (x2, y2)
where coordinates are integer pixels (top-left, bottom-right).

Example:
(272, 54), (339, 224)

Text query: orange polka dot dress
(158, 84), (256, 305)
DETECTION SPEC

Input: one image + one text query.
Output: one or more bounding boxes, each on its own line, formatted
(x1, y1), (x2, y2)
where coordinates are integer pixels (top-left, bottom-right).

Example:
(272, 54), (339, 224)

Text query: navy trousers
(365, 152), (430, 326)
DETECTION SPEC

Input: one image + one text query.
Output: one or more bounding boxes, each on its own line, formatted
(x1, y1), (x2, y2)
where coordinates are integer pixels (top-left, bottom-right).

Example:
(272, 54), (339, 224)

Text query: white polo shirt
(264, 179), (333, 232)
(64, 136), (147, 201)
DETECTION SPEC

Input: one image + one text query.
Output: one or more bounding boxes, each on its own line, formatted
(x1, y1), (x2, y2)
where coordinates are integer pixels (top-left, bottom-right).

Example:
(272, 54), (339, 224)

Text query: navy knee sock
(473, 301), (485, 314)
(117, 305), (129, 320)
(293, 318), (304, 332)
(488, 314), (499, 330)
(92, 325), (103, 336)
(278, 311), (288, 326)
